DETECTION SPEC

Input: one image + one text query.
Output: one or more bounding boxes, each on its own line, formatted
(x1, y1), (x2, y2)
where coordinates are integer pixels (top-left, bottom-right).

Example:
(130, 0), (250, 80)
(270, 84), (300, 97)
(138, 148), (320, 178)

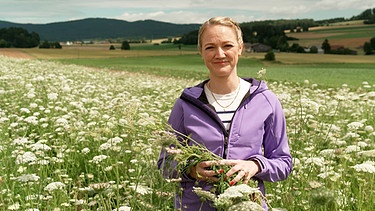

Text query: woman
(158, 17), (292, 211)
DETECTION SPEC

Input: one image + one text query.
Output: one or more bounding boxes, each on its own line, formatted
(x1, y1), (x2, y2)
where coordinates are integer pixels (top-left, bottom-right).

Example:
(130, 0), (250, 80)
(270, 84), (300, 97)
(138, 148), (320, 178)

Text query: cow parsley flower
(44, 181), (66, 192)
(113, 206), (131, 211)
(89, 155), (108, 164)
(129, 184), (152, 195)
(347, 122), (364, 131)
(29, 142), (51, 151)
(352, 161), (375, 173)
(47, 92), (58, 100)
(8, 202), (20, 210)
(24, 116), (38, 125)
(16, 151), (37, 164)
(16, 174), (40, 182)
(13, 137), (32, 146)
(305, 157), (325, 167)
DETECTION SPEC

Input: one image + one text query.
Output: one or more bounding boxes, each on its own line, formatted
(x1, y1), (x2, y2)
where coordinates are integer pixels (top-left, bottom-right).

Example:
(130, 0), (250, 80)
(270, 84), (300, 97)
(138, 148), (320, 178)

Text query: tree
(109, 45), (116, 50)
(121, 41), (130, 50)
(264, 51), (275, 61)
(322, 39), (331, 54)
(310, 46), (318, 54)
(39, 41), (62, 49)
(0, 27), (40, 48)
(370, 37), (375, 49)
(363, 42), (374, 55)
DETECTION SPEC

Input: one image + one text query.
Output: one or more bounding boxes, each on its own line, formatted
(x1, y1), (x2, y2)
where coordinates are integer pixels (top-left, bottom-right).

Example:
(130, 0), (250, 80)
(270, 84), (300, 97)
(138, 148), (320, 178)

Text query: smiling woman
(158, 17), (292, 211)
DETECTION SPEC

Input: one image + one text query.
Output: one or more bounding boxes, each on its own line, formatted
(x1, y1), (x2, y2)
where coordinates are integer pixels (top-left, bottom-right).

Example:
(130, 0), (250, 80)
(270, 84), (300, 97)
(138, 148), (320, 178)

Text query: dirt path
(0, 49), (34, 59)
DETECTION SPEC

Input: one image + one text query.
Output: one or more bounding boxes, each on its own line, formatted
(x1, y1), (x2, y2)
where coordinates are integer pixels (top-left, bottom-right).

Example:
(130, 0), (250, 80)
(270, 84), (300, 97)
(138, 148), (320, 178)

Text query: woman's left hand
(217, 160), (260, 185)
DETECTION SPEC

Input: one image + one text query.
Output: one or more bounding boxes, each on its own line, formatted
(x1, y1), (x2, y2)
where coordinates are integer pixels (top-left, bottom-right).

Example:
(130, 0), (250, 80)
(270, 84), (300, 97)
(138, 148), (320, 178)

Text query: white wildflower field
(0, 56), (374, 210)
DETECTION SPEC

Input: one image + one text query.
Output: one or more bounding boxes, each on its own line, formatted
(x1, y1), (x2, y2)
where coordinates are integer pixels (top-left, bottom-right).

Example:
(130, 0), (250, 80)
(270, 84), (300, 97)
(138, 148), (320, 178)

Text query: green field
(57, 53), (375, 89)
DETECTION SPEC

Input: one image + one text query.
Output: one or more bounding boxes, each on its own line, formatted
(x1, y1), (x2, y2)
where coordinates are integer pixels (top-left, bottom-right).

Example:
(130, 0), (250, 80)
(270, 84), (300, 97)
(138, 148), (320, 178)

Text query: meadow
(0, 46), (374, 210)
(1, 20), (375, 210)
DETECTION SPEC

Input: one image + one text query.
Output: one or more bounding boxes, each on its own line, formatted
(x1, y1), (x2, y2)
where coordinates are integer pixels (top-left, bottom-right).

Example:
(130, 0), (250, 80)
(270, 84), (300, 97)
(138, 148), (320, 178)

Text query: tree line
(175, 8), (375, 55)
(0, 27), (40, 48)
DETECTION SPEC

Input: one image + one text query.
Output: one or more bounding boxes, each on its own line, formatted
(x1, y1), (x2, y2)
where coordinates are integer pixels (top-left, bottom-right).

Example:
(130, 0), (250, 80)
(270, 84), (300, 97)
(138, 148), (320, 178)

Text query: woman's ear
(239, 43), (244, 56)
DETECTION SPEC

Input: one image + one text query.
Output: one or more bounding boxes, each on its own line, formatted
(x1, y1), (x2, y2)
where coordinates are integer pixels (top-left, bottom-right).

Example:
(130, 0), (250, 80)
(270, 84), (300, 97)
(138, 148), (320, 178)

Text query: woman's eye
(205, 46), (214, 50)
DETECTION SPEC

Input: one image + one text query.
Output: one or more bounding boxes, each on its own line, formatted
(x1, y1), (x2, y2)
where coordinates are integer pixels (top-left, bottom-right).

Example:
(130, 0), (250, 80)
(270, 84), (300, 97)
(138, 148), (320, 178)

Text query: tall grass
(0, 56), (374, 210)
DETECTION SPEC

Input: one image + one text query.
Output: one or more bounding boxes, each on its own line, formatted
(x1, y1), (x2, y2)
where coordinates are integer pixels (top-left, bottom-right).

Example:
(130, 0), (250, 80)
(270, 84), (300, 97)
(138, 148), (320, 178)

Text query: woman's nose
(215, 47), (225, 57)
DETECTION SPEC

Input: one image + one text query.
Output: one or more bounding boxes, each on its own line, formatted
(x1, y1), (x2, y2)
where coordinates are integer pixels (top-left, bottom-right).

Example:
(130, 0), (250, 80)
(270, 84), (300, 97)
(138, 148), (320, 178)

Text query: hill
(286, 21), (375, 51)
(0, 18), (200, 42)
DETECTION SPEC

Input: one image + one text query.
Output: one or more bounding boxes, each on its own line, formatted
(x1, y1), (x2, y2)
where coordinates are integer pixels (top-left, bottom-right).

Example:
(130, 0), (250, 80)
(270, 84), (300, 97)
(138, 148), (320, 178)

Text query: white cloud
(0, 0), (373, 24)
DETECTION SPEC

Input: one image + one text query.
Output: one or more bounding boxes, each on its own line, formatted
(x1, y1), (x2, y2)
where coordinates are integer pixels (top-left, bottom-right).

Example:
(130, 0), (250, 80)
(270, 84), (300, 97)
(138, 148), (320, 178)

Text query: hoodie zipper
(180, 79), (262, 158)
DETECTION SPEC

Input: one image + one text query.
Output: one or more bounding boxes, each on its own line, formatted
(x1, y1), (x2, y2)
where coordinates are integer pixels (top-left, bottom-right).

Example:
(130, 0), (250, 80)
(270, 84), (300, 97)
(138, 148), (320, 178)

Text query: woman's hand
(217, 160), (260, 185)
(188, 161), (219, 182)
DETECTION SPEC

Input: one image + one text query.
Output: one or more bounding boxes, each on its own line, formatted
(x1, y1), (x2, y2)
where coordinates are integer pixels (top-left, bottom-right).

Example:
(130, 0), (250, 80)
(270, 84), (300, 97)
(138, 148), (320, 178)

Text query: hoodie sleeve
(250, 91), (293, 182)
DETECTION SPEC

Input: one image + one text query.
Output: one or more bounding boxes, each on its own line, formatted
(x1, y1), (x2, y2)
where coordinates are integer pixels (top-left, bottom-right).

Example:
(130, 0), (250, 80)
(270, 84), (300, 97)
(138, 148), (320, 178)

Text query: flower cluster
(155, 129), (265, 210)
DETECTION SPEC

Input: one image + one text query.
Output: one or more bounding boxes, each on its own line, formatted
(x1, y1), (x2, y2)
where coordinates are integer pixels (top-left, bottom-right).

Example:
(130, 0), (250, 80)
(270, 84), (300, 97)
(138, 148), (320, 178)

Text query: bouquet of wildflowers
(155, 128), (265, 211)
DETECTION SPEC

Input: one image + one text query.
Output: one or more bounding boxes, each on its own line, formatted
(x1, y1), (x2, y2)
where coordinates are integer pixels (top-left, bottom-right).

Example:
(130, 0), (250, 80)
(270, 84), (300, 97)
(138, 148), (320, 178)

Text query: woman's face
(200, 24), (243, 79)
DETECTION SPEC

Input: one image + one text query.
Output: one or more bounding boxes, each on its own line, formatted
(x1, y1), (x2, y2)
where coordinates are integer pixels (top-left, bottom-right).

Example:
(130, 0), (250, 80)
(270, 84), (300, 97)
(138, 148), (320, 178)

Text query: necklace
(207, 78), (241, 110)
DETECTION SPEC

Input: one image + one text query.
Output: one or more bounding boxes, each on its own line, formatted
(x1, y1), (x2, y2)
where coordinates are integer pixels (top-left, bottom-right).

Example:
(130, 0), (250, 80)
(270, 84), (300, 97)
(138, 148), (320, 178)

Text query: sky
(1, 0), (374, 24)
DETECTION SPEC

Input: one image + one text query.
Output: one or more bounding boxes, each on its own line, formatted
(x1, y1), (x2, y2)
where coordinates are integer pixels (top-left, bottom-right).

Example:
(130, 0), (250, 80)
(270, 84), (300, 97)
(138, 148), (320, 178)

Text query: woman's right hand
(189, 161), (219, 182)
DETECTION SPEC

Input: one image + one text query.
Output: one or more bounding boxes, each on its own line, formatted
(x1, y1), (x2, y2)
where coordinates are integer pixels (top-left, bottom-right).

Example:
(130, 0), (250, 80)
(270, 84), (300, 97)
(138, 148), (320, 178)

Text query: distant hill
(0, 18), (201, 42)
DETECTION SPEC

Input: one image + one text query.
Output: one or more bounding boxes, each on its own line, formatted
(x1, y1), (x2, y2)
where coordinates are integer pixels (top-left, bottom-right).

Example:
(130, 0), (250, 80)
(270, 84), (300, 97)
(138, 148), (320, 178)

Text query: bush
(109, 45), (116, 50)
(121, 41), (130, 50)
(310, 46), (318, 54)
(264, 51), (276, 61)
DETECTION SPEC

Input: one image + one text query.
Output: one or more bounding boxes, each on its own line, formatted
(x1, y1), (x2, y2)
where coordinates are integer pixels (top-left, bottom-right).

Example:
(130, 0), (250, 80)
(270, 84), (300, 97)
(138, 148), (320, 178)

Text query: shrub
(264, 51), (276, 61)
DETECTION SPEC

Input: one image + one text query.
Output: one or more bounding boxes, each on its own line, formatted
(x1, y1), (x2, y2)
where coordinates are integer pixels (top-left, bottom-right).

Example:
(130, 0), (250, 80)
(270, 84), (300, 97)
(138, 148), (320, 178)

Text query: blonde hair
(197, 17), (243, 52)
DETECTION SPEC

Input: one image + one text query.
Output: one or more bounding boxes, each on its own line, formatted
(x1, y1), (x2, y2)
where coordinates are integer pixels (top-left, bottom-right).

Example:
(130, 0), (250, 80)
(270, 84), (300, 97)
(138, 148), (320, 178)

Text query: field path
(0, 49), (34, 59)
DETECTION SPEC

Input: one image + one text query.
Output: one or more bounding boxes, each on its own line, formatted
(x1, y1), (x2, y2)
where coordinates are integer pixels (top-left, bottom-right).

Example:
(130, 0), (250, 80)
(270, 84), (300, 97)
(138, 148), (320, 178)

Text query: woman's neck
(208, 76), (240, 94)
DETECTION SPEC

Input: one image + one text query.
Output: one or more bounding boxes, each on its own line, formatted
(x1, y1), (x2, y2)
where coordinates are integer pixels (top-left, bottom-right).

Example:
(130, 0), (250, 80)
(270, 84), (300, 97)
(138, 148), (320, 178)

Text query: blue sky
(1, 0), (374, 24)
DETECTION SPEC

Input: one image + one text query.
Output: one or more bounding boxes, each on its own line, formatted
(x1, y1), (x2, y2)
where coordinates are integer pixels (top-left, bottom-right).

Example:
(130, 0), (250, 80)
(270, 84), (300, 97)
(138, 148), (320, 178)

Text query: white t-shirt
(204, 78), (251, 131)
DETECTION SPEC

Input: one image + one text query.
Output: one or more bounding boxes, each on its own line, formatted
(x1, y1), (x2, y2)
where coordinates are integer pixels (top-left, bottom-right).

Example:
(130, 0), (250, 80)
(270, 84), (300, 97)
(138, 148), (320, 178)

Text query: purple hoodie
(158, 78), (292, 211)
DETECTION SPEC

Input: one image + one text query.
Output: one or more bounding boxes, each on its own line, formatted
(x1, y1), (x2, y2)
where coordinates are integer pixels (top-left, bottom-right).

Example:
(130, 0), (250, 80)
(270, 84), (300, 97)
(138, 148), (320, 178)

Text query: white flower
(129, 184), (151, 195)
(47, 92), (58, 100)
(20, 108), (31, 113)
(352, 161), (375, 173)
(29, 142), (51, 151)
(219, 184), (261, 200)
(229, 201), (265, 211)
(16, 174), (40, 182)
(305, 157), (325, 167)
(13, 137), (32, 146)
(99, 142), (112, 151)
(257, 68), (267, 78)
(113, 206), (132, 211)
(365, 125), (374, 132)
(44, 182), (66, 192)
(108, 137), (123, 144)
(344, 145), (360, 153)
(81, 147), (90, 154)
(90, 155), (108, 164)
(8, 202), (20, 210)
(24, 116), (38, 125)
(16, 151), (37, 164)
(130, 159), (138, 163)
(347, 122), (364, 131)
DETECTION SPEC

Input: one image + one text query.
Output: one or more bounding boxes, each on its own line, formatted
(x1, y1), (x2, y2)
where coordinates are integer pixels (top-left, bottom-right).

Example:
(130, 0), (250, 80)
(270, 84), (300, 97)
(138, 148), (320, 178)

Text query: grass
(0, 56), (374, 210)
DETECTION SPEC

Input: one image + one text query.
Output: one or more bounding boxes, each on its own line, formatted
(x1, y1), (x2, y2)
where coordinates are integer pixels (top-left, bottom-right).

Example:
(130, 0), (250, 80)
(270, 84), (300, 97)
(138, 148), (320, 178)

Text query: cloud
(0, 0), (373, 24)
